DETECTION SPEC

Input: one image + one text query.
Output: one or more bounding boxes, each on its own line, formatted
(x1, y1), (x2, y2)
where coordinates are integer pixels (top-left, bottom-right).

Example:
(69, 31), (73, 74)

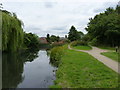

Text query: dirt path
(68, 45), (120, 74)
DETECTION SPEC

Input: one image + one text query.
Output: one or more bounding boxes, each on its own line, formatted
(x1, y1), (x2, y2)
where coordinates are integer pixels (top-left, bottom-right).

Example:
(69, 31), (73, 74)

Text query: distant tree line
(46, 34), (60, 43)
(2, 10), (40, 52)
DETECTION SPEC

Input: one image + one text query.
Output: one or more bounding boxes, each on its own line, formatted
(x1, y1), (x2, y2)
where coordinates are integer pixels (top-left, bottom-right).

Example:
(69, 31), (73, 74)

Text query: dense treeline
(24, 33), (40, 49)
(85, 5), (120, 47)
(2, 10), (40, 52)
(46, 34), (60, 43)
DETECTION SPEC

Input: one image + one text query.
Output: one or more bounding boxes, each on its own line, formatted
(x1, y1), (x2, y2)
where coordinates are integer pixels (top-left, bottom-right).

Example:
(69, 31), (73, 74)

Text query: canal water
(2, 50), (57, 88)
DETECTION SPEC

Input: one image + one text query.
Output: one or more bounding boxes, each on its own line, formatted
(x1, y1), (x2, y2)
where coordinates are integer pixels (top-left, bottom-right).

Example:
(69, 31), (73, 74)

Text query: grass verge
(101, 52), (119, 62)
(97, 46), (115, 50)
(73, 45), (92, 50)
(51, 45), (119, 88)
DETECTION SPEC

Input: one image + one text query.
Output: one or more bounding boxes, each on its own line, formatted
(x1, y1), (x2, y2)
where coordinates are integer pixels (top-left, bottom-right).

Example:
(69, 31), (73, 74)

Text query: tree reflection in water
(2, 49), (39, 88)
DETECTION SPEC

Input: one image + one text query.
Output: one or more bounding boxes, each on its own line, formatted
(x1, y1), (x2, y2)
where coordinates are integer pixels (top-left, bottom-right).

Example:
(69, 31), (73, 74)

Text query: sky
(1, 0), (120, 37)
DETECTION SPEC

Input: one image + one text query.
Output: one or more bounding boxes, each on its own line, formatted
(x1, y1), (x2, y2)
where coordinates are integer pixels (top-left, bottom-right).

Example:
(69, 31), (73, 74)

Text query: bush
(51, 42), (64, 47)
(89, 38), (98, 46)
(50, 46), (64, 67)
(71, 41), (88, 46)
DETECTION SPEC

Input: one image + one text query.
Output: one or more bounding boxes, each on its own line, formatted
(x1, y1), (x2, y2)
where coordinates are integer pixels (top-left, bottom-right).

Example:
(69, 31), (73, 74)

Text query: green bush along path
(73, 45), (92, 50)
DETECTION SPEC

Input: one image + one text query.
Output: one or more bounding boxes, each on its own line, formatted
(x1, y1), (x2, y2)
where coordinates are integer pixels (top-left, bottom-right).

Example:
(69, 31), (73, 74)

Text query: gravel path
(68, 45), (120, 74)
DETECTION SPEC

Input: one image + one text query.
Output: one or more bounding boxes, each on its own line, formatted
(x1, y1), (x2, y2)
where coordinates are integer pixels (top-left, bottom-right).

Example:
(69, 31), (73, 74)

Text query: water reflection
(2, 49), (39, 88)
(2, 49), (57, 88)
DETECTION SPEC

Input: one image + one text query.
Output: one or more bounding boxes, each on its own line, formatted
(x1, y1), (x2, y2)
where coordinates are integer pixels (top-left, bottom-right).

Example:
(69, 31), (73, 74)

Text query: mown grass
(97, 46), (115, 50)
(73, 45), (92, 50)
(51, 45), (119, 88)
(101, 52), (119, 62)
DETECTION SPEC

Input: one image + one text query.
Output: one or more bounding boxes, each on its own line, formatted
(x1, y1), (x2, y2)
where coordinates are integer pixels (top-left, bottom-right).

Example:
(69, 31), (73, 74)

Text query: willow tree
(2, 10), (24, 52)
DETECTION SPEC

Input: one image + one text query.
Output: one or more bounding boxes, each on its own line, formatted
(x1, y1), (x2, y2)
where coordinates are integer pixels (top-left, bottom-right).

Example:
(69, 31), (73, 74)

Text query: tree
(68, 26), (83, 41)
(82, 34), (90, 42)
(46, 34), (50, 43)
(2, 10), (24, 52)
(85, 5), (120, 47)
(78, 31), (84, 40)
(50, 35), (60, 42)
(24, 33), (40, 49)
(65, 35), (67, 39)
(56, 36), (60, 42)
(0, 3), (3, 10)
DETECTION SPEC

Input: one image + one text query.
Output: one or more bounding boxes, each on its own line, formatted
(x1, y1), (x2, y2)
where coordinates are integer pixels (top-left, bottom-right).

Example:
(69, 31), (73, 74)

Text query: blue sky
(2, 0), (120, 37)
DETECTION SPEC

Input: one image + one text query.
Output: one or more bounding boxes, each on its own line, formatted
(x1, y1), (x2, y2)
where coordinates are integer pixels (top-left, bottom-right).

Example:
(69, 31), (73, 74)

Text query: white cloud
(2, 0), (120, 37)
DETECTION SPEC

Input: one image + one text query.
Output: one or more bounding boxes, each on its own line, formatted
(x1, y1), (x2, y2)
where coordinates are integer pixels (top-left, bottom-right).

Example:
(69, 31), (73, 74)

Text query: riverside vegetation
(50, 5), (120, 88)
(2, 4), (120, 88)
(2, 10), (40, 52)
(50, 45), (119, 88)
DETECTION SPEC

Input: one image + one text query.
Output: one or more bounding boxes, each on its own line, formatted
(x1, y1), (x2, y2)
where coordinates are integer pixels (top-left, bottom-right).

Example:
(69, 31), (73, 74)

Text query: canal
(2, 50), (57, 88)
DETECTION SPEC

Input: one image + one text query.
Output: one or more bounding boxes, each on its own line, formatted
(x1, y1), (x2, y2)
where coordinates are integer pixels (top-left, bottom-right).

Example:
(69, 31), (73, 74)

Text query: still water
(3, 50), (57, 88)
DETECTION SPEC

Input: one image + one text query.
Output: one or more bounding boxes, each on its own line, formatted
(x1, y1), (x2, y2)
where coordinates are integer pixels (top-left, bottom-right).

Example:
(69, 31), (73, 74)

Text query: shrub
(71, 41), (88, 46)
(89, 38), (98, 46)
(50, 46), (64, 67)
(51, 41), (64, 47)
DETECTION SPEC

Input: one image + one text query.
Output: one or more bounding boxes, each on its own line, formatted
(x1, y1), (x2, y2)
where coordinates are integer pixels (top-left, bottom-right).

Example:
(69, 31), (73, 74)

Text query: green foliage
(2, 10), (24, 52)
(54, 45), (119, 88)
(50, 46), (64, 67)
(97, 46), (115, 50)
(24, 33), (40, 49)
(49, 85), (62, 88)
(89, 38), (98, 46)
(78, 31), (84, 39)
(46, 34), (50, 43)
(50, 35), (60, 42)
(46, 34), (60, 43)
(71, 41), (88, 46)
(71, 41), (91, 50)
(2, 10), (40, 52)
(65, 39), (71, 43)
(86, 6), (120, 47)
(51, 43), (64, 47)
(73, 45), (92, 50)
(68, 26), (84, 41)
(82, 34), (90, 42)
(2, 48), (39, 88)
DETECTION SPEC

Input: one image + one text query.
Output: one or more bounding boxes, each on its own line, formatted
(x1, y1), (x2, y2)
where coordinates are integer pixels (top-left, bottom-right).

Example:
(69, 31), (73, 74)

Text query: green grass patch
(52, 45), (119, 88)
(101, 52), (119, 62)
(73, 45), (92, 50)
(97, 46), (115, 50)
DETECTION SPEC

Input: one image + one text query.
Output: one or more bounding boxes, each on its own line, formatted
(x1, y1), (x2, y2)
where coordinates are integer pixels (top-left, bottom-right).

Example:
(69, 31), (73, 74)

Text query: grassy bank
(73, 45), (92, 50)
(97, 46), (115, 50)
(101, 52), (119, 62)
(51, 45), (119, 88)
